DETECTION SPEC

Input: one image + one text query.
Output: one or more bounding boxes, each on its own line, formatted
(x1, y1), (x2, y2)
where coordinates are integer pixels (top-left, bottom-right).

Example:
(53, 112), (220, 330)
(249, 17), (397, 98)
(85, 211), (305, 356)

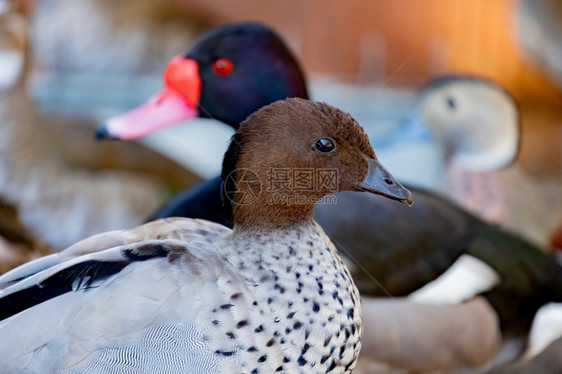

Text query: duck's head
(97, 22), (308, 140)
(418, 76), (520, 171)
(222, 98), (413, 228)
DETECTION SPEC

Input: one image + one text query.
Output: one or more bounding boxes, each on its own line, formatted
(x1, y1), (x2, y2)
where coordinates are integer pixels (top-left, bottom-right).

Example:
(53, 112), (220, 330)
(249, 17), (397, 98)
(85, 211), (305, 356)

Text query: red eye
(212, 58), (234, 76)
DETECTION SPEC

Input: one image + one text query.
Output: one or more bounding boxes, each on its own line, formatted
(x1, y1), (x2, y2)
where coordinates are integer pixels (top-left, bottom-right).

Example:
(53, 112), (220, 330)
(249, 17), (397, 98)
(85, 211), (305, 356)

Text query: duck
(417, 75), (562, 249)
(96, 22), (562, 372)
(0, 0), (51, 270)
(0, 98), (413, 372)
(0, 0), (168, 262)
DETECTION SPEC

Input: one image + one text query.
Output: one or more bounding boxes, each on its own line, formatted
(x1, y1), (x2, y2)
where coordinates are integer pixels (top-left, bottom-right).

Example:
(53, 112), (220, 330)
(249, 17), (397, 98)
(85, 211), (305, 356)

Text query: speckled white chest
(205, 221), (363, 373)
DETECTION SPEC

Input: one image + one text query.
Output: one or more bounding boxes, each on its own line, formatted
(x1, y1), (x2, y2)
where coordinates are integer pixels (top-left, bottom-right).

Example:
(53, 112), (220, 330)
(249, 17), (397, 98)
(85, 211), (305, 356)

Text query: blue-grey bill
(356, 158), (413, 206)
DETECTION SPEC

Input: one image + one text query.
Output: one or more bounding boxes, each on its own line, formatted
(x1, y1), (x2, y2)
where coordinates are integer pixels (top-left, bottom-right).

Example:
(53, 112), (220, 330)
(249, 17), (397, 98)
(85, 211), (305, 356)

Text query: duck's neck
(219, 219), (316, 273)
(218, 219), (341, 284)
(230, 194), (317, 229)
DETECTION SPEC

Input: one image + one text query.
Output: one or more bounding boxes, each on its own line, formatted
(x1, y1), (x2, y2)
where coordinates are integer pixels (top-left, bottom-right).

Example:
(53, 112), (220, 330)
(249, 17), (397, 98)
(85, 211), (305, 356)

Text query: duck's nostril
(95, 125), (110, 140)
(95, 125), (118, 141)
(384, 178), (394, 186)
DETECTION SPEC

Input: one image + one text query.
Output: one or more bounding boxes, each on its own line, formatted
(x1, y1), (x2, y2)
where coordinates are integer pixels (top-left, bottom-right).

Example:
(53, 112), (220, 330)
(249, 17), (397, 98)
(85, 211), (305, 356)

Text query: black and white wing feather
(0, 219), (241, 373)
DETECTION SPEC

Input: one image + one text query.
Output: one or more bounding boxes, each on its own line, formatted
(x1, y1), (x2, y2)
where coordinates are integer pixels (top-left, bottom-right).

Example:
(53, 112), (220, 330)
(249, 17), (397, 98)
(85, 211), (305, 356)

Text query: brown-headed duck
(0, 98), (412, 372)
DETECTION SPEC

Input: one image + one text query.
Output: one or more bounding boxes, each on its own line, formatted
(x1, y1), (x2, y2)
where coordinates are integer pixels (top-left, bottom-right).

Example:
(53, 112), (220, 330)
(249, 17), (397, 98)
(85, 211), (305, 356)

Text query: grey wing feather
(0, 238), (229, 372)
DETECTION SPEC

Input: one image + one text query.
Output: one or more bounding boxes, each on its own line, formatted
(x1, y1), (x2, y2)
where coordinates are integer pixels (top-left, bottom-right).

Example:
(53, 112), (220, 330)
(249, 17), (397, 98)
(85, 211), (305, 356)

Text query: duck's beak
(356, 158), (413, 206)
(96, 57), (201, 140)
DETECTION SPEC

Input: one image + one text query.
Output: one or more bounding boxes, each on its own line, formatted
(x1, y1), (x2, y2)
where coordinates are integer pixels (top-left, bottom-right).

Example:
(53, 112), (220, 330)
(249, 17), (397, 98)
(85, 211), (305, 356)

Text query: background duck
(0, 98), (414, 373)
(0, 0), (173, 265)
(353, 296), (501, 373)
(98, 23), (562, 372)
(0, 0), (50, 271)
(417, 75), (562, 250)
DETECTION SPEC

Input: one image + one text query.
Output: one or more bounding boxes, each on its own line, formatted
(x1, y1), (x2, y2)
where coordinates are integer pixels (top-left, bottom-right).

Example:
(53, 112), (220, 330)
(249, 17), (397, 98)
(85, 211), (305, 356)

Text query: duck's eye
(314, 137), (337, 154)
(446, 97), (456, 110)
(212, 58), (234, 76)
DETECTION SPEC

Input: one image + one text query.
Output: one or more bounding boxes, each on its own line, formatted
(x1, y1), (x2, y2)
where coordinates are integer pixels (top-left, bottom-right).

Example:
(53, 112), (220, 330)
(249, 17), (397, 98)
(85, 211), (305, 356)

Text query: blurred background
(2, 0), (562, 368)
(4, 0), (562, 209)
(21, 0), (561, 179)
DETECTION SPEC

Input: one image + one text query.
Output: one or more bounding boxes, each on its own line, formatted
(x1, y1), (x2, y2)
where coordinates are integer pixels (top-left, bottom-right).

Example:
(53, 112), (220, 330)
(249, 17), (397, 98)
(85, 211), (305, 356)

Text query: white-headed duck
(418, 76), (562, 249)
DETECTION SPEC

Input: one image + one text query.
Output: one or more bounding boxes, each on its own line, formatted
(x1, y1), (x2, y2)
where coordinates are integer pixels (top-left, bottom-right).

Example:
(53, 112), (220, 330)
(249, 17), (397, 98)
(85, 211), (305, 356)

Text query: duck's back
(0, 219), (362, 373)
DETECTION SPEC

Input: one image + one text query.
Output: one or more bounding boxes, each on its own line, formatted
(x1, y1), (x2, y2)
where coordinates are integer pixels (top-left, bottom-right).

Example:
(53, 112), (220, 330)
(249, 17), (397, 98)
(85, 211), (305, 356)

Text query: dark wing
(471, 227), (562, 339)
(315, 188), (479, 296)
(317, 186), (562, 341)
